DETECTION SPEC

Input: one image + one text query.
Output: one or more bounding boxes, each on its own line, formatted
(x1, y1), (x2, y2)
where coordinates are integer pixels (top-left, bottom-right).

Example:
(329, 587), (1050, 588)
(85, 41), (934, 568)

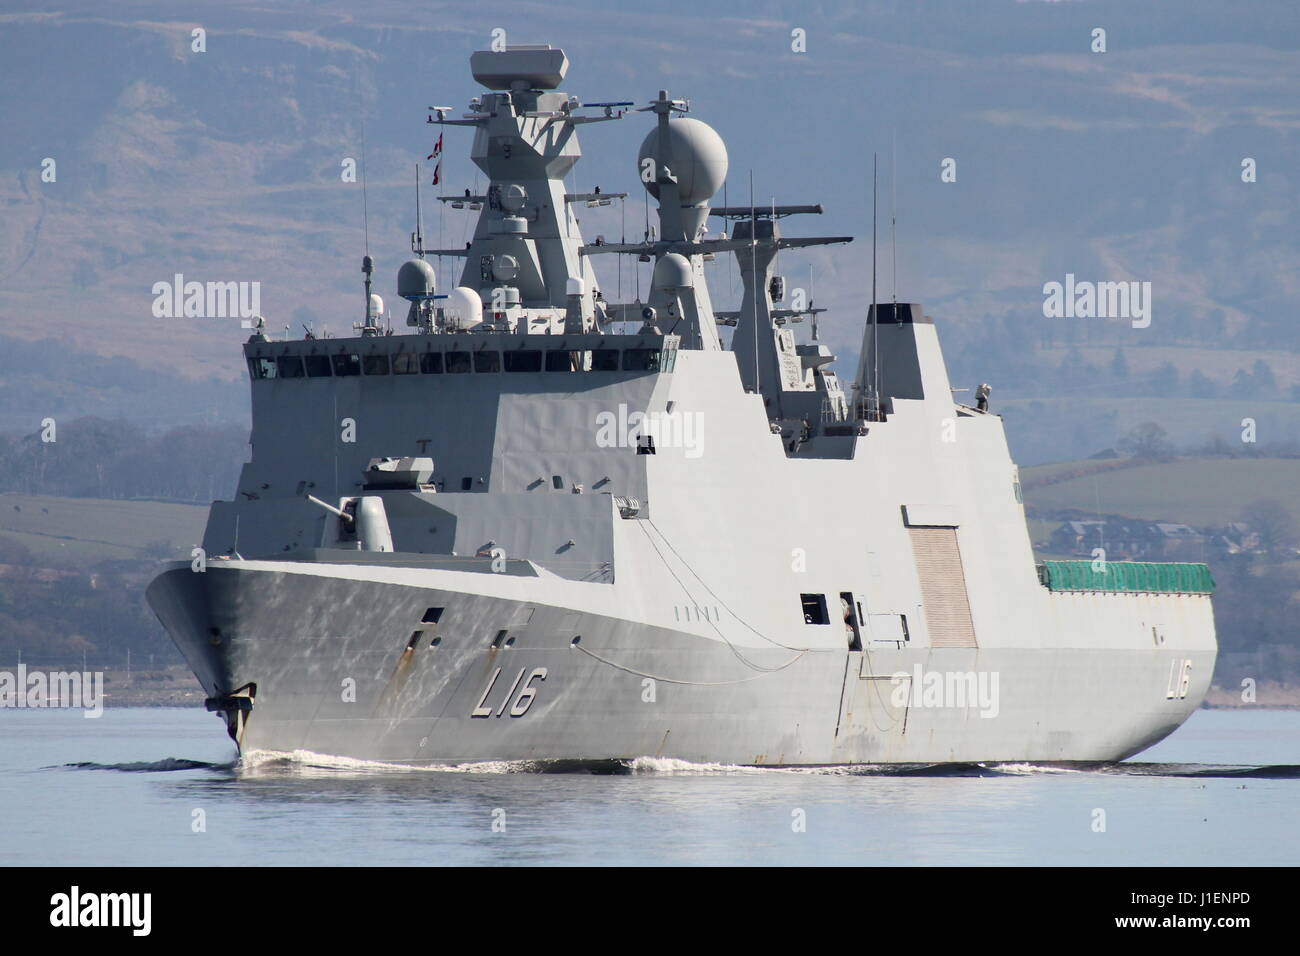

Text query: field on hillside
(1000, 396), (1300, 454)
(0, 494), (207, 565)
(1021, 458), (1300, 527)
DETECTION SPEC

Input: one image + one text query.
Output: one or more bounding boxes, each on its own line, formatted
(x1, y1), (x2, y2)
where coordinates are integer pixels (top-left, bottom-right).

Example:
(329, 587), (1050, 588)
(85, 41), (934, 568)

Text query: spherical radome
(637, 118), (729, 206)
(397, 258), (437, 301)
(444, 286), (483, 331)
(653, 253), (693, 291)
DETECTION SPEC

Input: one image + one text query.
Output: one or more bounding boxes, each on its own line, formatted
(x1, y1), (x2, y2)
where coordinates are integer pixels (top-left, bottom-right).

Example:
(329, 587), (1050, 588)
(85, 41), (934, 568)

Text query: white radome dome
(637, 117), (729, 206)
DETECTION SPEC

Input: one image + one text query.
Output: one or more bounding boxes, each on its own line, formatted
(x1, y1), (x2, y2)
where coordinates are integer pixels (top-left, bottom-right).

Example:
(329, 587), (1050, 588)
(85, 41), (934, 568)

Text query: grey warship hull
(148, 556), (1213, 765)
(147, 45), (1217, 766)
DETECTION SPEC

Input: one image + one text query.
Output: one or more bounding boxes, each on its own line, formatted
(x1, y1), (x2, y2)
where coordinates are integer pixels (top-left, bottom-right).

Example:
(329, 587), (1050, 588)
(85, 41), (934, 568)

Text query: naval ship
(147, 46), (1217, 766)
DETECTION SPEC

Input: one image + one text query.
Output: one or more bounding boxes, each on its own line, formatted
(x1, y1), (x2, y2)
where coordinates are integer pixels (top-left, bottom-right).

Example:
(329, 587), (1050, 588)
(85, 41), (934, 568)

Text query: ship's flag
(426, 132), (443, 160)
(431, 161), (441, 186)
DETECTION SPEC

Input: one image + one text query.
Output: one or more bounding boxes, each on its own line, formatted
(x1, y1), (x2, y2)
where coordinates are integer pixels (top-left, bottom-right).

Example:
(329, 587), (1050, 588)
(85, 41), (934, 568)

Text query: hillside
(1021, 457), (1300, 528)
(997, 397), (1300, 467)
(0, 493), (207, 565)
(1021, 455), (1300, 697)
(2, 3), (1299, 471)
(0, 494), (207, 669)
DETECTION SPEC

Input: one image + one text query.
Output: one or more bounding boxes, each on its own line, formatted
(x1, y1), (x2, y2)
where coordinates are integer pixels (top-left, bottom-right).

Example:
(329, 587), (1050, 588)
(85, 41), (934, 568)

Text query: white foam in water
(241, 751), (841, 776)
(237, 750), (1083, 777)
(627, 756), (861, 775)
(629, 756), (761, 774)
(629, 758), (1082, 776)
(238, 749), (540, 775)
(982, 762), (1083, 775)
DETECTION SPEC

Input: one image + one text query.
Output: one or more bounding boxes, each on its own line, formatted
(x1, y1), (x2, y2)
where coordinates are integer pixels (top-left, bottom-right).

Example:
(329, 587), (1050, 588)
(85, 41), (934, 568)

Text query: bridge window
(461, 477), (472, 490)
(800, 593), (829, 625)
(623, 349), (662, 372)
(552, 475), (564, 489)
(504, 350), (542, 372)
(331, 353), (361, 377)
(258, 344), (678, 381)
(249, 357), (278, 379)
(546, 349), (590, 372)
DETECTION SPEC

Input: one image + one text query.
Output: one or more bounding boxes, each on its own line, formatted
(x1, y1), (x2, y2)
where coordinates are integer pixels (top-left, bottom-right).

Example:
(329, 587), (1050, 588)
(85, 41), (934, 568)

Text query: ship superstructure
(147, 46), (1216, 765)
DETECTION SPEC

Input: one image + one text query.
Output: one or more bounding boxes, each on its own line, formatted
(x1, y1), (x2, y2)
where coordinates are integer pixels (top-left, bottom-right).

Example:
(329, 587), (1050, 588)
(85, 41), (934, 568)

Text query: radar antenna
(871, 152), (880, 417)
(413, 162), (426, 258)
(891, 132), (897, 312)
(749, 169), (759, 393)
(358, 101), (377, 332)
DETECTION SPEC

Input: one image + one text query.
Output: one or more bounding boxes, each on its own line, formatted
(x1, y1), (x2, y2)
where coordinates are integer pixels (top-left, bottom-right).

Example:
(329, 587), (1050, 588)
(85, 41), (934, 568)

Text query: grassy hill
(0, 493), (207, 565)
(1021, 457), (1300, 528)
(1000, 397), (1300, 464)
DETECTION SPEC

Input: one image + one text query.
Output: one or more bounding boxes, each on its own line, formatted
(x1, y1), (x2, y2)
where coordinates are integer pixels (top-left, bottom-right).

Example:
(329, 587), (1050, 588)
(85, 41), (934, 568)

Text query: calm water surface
(1, 707), (1296, 865)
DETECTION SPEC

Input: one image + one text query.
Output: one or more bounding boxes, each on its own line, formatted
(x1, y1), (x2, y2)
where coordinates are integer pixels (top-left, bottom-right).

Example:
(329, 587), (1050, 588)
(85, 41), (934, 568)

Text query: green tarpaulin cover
(1039, 561), (1214, 594)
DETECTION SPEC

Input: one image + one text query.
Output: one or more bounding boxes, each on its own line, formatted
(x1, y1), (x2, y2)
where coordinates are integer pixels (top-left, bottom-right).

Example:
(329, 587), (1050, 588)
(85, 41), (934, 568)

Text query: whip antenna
(871, 153), (879, 413)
